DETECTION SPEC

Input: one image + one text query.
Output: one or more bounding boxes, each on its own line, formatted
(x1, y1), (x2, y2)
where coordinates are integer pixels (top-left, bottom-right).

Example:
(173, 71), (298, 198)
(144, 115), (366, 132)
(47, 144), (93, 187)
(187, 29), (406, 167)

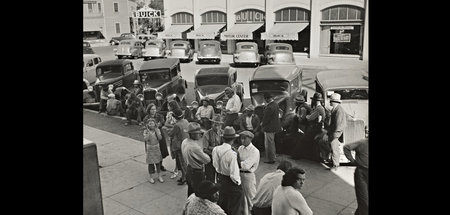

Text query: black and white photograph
(83, 0), (369, 214)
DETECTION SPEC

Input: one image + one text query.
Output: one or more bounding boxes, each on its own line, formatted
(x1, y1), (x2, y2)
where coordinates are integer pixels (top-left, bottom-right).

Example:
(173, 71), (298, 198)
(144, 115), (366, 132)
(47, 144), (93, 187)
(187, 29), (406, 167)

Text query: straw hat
(221, 126), (239, 138)
(330, 93), (342, 103)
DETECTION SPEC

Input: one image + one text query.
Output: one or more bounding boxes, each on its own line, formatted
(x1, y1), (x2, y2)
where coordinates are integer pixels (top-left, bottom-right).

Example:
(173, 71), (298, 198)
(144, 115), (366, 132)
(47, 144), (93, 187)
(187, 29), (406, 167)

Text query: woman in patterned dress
(144, 119), (164, 184)
(143, 103), (169, 171)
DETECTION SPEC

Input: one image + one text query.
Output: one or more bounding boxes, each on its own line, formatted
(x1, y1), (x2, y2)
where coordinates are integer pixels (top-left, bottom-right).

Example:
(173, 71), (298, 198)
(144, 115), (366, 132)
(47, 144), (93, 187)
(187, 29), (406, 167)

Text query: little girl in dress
(144, 119), (164, 184)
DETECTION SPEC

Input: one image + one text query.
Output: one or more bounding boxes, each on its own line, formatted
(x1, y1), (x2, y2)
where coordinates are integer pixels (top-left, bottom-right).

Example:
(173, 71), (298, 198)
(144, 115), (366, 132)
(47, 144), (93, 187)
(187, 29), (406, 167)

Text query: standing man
(223, 87), (242, 130)
(182, 122), (211, 197)
(168, 108), (189, 185)
(325, 93), (347, 171)
(237, 131), (260, 215)
(261, 94), (281, 164)
(344, 138), (369, 215)
(212, 126), (244, 215)
(203, 115), (225, 182)
(252, 161), (292, 215)
(293, 95), (312, 133)
(271, 167), (313, 215)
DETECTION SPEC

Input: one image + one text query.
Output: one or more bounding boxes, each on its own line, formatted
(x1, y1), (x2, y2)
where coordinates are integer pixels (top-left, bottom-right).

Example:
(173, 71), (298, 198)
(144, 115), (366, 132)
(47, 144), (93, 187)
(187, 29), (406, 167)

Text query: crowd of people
(95, 83), (368, 215)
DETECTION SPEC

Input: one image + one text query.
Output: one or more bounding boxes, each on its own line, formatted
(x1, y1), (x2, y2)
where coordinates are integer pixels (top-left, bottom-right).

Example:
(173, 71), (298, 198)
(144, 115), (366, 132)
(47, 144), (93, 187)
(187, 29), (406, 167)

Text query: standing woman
(144, 119), (164, 184)
(143, 103), (169, 171)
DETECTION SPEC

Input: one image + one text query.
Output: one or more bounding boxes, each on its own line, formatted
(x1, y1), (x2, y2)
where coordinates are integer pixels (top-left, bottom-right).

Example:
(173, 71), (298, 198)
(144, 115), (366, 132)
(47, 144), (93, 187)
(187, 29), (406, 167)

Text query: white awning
(158, 24), (193, 39)
(220, 23), (264, 40)
(261, 23), (309, 40)
(187, 24), (226, 39)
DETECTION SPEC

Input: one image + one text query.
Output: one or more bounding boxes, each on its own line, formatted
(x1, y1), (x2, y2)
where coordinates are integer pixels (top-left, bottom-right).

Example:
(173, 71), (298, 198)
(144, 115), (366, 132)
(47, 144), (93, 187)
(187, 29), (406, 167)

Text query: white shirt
(238, 143), (259, 173)
(212, 143), (241, 185)
(272, 186), (313, 215)
(253, 170), (285, 208)
(225, 94), (242, 114)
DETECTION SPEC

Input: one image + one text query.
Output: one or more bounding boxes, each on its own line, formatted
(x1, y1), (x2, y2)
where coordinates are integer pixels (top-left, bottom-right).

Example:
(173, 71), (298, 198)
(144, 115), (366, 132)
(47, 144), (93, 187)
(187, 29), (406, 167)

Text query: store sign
(235, 9), (265, 23)
(331, 26), (354, 30)
(333, 33), (351, 42)
(134, 6), (161, 18)
(221, 33), (252, 39)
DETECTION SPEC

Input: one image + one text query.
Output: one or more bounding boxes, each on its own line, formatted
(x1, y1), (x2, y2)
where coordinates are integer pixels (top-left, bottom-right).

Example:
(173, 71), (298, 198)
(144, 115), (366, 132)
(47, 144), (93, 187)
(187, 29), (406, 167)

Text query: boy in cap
(238, 131), (260, 215)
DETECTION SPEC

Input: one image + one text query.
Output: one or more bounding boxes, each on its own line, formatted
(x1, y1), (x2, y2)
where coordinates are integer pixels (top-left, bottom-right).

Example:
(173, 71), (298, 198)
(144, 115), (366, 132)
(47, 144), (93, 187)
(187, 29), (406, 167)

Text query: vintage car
(249, 65), (304, 120)
(109, 33), (136, 45)
(114, 39), (145, 59)
(166, 40), (194, 63)
(233, 42), (262, 67)
(138, 58), (187, 108)
(83, 79), (99, 107)
(83, 54), (102, 84)
(315, 69), (369, 163)
(142, 39), (167, 60)
(194, 67), (244, 106)
(137, 34), (157, 42)
(92, 59), (139, 97)
(83, 41), (95, 54)
(197, 40), (222, 64)
(262, 43), (296, 65)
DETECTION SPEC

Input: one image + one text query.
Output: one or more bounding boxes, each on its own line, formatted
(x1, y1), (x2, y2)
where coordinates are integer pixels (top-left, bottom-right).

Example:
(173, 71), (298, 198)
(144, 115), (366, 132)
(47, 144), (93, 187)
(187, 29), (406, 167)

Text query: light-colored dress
(145, 129), (162, 164)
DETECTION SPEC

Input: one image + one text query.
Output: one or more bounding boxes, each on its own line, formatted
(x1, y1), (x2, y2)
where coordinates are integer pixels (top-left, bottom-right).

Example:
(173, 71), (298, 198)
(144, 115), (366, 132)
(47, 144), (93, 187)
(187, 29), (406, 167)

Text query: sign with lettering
(221, 33), (252, 40)
(133, 6), (161, 18)
(331, 26), (354, 30)
(235, 9), (265, 23)
(333, 33), (351, 42)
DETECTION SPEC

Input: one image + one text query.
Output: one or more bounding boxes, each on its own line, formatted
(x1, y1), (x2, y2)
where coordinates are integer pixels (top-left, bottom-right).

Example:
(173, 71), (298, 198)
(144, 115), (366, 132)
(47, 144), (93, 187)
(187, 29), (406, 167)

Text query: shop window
(201, 11), (226, 23)
(172, 12), (193, 24)
(322, 5), (364, 21)
(115, 23), (120, 34)
(88, 3), (93, 13)
(114, 3), (119, 13)
(275, 7), (309, 22)
(98, 3), (101, 13)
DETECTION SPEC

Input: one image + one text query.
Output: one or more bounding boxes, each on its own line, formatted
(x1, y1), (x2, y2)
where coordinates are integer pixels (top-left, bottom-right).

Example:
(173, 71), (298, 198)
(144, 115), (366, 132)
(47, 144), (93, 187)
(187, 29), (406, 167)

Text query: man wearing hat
(182, 122), (211, 197)
(261, 93), (282, 164)
(212, 126), (244, 215)
(195, 97), (214, 130)
(106, 93), (124, 116)
(132, 79), (143, 95)
(294, 95), (312, 133)
(190, 100), (199, 119)
(323, 93), (347, 171)
(237, 131), (260, 215)
(183, 180), (226, 215)
(214, 100), (224, 115)
(223, 87), (242, 130)
(168, 108), (190, 184)
(203, 115), (224, 182)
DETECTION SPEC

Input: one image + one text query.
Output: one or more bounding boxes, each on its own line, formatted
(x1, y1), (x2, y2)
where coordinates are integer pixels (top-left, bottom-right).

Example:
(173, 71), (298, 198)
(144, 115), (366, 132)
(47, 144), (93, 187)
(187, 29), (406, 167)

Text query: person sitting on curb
(106, 93), (124, 116)
(125, 92), (144, 126)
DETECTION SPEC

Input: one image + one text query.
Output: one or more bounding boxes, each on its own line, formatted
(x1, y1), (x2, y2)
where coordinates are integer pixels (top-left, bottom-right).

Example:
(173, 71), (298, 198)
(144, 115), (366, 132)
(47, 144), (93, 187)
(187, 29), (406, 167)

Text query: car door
(122, 63), (137, 87)
(84, 58), (97, 84)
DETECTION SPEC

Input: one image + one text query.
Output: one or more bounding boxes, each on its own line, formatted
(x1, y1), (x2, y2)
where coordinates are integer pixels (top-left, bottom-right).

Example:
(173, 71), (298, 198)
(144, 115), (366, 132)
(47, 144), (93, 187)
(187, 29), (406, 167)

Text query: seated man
(195, 98), (214, 130)
(106, 93), (124, 116)
(125, 92), (144, 126)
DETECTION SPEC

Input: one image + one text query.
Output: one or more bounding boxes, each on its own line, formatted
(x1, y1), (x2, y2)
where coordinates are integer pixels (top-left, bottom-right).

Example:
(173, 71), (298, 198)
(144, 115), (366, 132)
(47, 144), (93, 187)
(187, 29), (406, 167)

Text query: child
(144, 119), (164, 184)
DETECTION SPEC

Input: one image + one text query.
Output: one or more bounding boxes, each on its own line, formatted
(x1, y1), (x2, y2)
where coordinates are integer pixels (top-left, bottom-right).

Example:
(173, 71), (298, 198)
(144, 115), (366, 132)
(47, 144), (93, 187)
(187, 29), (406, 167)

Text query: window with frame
(170, 67), (178, 78)
(201, 11), (226, 24)
(88, 3), (93, 13)
(125, 64), (133, 72)
(93, 57), (100, 64)
(275, 7), (310, 22)
(114, 2), (119, 13)
(98, 3), (101, 13)
(322, 5), (364, 21)
(172, 12), (193, 24)
(115, 23), (120, 34)
(291, 77), (299, 92)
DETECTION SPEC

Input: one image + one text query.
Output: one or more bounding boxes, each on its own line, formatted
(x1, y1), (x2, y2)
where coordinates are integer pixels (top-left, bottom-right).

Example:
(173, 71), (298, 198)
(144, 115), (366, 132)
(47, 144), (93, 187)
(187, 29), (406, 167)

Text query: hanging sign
(133, 6), (161, 18)
(333, 33), (351, 42)
(331, 26), (354, 30)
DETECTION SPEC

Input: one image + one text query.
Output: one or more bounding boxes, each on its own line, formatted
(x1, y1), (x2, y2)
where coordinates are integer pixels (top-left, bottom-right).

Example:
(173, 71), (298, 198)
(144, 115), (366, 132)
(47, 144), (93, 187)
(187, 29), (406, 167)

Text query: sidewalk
(84, 124), (358, 215)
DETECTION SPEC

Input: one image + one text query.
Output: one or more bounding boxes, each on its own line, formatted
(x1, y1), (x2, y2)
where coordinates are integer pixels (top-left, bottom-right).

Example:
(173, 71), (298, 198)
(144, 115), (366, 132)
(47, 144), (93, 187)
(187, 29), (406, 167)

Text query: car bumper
(197, 57), (220, 60)
(167, 55), (189, 59)
(234, 59), (259, 63)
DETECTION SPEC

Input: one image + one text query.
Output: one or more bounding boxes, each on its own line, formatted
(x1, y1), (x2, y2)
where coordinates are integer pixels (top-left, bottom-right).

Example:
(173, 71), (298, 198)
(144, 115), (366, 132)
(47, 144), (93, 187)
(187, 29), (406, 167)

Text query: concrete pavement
(84, 124), (358, 215)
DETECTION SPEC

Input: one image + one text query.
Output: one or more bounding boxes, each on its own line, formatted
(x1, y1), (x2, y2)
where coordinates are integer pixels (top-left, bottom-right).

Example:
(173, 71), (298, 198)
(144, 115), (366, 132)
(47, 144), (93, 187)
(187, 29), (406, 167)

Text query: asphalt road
(90, 45), (320, 107)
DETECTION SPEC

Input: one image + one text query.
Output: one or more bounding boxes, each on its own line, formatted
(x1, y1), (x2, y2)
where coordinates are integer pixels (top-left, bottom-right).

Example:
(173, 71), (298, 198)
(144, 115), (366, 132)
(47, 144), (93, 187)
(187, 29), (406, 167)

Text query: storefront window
(329, 26), (361, 54)
(172, 12), (193, 24)
(201, 11), (226, 23)
(322, 6), (364, 21)
(275, 7), (309, 22)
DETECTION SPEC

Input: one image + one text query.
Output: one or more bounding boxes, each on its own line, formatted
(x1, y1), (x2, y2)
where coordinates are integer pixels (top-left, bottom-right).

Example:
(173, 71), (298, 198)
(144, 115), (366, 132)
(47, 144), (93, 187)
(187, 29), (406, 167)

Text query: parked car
(166, 40), (194, 63)
(83, 41), (95, 54)
(249, 65), (303, 119)
(194, 67), (244, 106)
(114, 39), (145, 59)
(92, 59), (139, 98)
(109, 33), (136, 45)
(233, 42), (262, 67)
(83, 78), (99, 107)
(137, 34), (157, 42)
(262, 43), (296, 65)
(315, 69), (368, 163)
(138, 58), (187, 110)
(83, 54), (102, 84)
(197, 40), (221, 64)
(142, 39), (167, 60)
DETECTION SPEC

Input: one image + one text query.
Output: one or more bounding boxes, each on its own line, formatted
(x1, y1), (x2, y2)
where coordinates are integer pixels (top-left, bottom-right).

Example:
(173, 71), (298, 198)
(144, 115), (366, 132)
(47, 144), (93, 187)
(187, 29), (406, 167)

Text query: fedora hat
(239, 130), (254, 139)
(330, 93), (342, 103)
(294, 95), (305, 103)
(216, 100), (223, 105)
(184, 122), (203, 133)
(221, 126), (239, 138)
(209, 115), (224, 124)
(172, 108), (184, 119)
(196, 180), (221, 199)
(310, 92), (324, 101)
(191, 100), (198, 105)
(200, 97), (210, 104)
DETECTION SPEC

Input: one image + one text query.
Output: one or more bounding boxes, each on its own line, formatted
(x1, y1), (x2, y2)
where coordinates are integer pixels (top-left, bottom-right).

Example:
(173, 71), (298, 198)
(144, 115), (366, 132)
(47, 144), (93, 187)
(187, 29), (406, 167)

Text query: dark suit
(261, 101), (281, 162)
(326, 104), (347, 167)
(237, 114), (264, 151)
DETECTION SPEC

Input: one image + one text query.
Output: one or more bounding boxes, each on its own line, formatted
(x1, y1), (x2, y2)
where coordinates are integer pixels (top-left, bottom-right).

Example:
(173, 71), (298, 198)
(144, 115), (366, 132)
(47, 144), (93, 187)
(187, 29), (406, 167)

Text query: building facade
(83, 0), (137, 43)
(160, 0), (368, 60)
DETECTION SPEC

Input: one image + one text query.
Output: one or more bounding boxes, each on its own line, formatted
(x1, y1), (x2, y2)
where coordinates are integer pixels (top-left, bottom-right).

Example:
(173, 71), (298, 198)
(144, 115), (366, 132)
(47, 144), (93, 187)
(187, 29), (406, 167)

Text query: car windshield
(202, 44), (216, 47)
(275, 46), (289, 50)
(330, 89), (369, 100)
(173, 44), (185, 47)
(250, 80), (290, 93)
(120, 41), (131, 45)
(196, 75), (228, 86)
(146, 42), (159, 46)
(139, 69), (170, 87)
(240, 45), (255, 49)
(96, 66), (122, 76)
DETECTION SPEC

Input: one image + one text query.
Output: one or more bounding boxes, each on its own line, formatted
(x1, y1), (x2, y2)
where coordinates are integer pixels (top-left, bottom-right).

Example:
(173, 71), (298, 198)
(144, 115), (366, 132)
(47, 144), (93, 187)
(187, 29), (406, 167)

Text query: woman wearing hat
(183, 180), (226, 215)
(181, 122), (211, 197)
(212, 126), (245, 215)
(202, 115), (224, 182)
(195, 97), (214, 130)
